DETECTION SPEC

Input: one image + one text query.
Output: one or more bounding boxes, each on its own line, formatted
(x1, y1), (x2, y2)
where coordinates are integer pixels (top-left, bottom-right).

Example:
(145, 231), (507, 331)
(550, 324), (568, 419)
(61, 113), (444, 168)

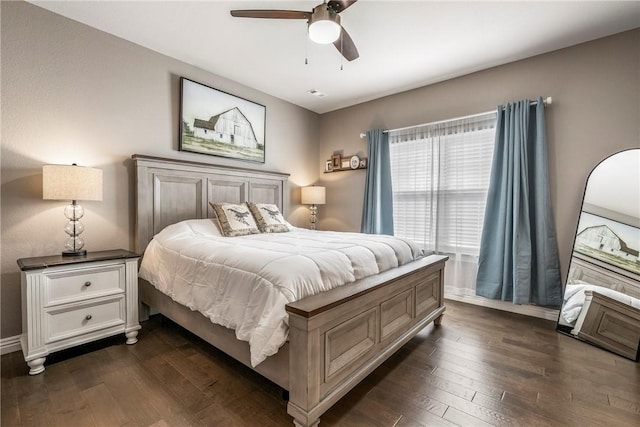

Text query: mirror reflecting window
(557, 149), (640, 361)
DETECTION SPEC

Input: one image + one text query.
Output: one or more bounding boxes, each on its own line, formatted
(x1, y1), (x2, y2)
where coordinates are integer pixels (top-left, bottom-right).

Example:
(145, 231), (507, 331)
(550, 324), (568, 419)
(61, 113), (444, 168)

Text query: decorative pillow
(210, 202), (259, 236)
(247, 202), (290, 233)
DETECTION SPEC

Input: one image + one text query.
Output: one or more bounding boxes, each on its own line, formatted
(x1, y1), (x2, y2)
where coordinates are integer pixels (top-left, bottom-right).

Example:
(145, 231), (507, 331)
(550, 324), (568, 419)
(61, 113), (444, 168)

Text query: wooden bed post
(287, 315), (321, 427)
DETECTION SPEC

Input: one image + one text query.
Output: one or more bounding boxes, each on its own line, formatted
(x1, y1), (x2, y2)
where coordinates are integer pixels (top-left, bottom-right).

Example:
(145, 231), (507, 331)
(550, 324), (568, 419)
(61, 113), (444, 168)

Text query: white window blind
(389, 112), (496, 257)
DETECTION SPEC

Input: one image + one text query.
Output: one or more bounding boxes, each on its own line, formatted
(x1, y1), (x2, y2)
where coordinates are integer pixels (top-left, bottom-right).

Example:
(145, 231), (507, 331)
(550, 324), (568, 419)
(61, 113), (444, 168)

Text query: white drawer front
(46, 298), (125, 343)
(46, 264), (125, 306)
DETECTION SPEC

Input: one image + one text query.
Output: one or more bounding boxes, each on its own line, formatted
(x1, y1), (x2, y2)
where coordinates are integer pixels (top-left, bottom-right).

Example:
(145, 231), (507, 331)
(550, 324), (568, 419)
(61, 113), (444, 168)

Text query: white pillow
(247, 202), (290, 233)
(210, 202), (259, 237)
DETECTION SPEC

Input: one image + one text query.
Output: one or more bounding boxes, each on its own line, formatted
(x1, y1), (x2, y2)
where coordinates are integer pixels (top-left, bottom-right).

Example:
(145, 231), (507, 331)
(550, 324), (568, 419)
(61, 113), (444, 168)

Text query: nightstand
(17, 249), (140, 375)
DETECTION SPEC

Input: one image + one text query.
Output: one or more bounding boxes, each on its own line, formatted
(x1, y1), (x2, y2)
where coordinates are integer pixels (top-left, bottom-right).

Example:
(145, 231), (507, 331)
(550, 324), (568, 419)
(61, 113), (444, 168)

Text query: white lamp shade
(43, 164), (103, 201)
(301, 186), (326, 205)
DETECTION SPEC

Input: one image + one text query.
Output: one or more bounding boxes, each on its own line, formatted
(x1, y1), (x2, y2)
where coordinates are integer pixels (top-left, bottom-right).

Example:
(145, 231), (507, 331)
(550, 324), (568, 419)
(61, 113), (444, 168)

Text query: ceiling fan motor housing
(308, 5), (341, 44)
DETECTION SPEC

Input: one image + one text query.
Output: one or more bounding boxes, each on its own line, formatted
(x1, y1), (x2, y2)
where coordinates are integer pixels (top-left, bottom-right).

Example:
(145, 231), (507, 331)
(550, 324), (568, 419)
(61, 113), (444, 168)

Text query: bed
(133, 154), (447, 426)
(571, 289), (640, 360)
(559, 255), (640, 361)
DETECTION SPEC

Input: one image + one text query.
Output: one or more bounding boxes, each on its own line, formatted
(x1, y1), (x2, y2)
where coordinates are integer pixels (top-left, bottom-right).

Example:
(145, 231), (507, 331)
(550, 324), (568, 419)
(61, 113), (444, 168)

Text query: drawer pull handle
(84, 281), (92, 287)
(85, 315), (92, 321)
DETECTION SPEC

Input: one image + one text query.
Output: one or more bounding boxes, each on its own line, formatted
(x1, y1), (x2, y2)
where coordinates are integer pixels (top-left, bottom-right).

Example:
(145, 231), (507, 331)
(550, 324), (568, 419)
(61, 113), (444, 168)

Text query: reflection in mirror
(557, 149), (640, 361)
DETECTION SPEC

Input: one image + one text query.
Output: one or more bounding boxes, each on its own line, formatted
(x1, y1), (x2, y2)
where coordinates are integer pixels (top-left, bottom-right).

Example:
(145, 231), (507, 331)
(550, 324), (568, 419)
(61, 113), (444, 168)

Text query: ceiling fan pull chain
(340, 32), (344, 70)
(305, 26), (309, 65)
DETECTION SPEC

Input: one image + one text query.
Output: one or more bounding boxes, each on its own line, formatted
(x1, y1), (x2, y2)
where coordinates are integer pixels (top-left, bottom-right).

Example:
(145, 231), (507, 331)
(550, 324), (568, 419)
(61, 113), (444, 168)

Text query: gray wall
(1, 2), (320, 338)
(317, 29), (640, 289)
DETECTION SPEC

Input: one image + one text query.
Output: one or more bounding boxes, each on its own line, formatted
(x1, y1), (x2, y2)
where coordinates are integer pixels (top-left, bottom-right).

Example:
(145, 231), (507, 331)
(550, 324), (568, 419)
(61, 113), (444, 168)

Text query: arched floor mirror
(557, 148), (640, 361)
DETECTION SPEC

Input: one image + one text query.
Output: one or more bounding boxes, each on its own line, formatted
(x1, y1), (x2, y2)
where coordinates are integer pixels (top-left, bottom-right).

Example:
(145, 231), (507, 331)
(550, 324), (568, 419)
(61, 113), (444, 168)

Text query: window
(389, 112), (496, 257)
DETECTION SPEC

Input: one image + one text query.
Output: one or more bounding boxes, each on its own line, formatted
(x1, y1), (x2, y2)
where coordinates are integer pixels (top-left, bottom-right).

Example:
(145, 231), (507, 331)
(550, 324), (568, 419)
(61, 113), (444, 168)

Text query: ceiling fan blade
(230, 10), (312, 20)
(333, 27), (359, 61)
(327, 0), (358, 14)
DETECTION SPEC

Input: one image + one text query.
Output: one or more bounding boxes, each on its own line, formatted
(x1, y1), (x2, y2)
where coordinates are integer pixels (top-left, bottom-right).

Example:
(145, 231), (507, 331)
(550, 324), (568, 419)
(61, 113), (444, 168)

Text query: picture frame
(359, 158), (367, 168)
(574, 212), (640, 275)
(331, 154), (341, 169)
(341, 159), (351, 169)
(179, 77), (266, 163)
(325, 160), (333, 172)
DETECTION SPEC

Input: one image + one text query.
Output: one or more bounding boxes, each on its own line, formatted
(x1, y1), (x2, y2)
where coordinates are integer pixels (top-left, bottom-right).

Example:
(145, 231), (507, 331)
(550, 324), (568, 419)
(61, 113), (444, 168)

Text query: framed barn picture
(574, 212), (640, 275)
(180, 77), (266, 163)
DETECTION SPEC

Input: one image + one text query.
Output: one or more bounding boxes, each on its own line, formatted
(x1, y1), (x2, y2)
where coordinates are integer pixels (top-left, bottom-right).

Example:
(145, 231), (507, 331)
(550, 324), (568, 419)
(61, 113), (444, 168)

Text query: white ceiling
(30, 1), (640, 114)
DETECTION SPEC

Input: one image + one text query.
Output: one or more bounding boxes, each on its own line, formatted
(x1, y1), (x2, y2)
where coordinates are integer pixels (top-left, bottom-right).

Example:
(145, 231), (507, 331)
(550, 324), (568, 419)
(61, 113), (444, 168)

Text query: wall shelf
(325, 154), (367, 173)
(324, 165), (367, 173)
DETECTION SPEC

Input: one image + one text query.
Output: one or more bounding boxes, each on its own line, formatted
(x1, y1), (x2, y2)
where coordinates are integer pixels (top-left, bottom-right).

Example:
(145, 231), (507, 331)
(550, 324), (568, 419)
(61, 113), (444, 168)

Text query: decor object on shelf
(350, 155), (360, 169)
(325, 154), (367, 172)
(17, 250), (140, 375)
(43, 163), (103, 256)
(180, 77), (266, 163)
(301, 186), (326, 230)
(331, 154), (341, 169)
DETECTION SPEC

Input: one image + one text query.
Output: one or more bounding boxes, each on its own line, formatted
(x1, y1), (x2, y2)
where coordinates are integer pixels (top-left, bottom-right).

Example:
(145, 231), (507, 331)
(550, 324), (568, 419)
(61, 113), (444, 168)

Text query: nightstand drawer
(46, 297), (125, 343)
(45, 264), (125, 306)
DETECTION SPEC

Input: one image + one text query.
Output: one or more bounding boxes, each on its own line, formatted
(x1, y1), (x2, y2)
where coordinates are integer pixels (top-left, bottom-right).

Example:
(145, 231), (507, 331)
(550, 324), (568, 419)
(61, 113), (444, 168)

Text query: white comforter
(139, 219), (424, 366)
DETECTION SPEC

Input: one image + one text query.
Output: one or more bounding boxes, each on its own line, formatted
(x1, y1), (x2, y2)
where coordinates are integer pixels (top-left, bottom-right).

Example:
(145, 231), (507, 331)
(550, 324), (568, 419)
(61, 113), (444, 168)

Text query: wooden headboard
(569, 252), (640, 300)
(133, 154), (290, 254)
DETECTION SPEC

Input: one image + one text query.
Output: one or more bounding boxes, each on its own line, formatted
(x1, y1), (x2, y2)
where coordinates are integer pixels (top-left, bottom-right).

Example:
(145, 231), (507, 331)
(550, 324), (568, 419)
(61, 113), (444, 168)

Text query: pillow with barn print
(247, 202), (290, 233)
(210, 202), (259, 237)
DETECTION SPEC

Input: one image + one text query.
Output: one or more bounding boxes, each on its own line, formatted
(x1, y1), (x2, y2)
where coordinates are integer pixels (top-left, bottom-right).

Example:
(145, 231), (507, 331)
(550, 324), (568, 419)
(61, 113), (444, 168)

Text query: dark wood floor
(2, 300), (639, 426)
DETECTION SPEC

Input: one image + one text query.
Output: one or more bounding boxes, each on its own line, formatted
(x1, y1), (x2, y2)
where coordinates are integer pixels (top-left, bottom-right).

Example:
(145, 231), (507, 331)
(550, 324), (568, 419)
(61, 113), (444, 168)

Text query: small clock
(350, 155), (360, 169)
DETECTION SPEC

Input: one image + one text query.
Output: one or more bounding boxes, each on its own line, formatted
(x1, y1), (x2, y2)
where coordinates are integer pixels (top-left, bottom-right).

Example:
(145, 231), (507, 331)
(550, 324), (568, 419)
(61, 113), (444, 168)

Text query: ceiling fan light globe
(309, 20), (341, 44)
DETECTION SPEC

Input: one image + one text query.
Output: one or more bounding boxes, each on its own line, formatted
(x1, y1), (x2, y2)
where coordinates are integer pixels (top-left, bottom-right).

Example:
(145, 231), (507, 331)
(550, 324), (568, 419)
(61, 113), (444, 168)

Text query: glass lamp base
(62, 201), (86, 256)
(309, 204), (318, 230)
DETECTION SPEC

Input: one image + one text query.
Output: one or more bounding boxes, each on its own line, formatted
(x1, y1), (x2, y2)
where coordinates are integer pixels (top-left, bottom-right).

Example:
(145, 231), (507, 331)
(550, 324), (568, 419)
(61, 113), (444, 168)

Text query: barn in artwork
(193, 107), (259, 149)
(576, 224), (640, 261)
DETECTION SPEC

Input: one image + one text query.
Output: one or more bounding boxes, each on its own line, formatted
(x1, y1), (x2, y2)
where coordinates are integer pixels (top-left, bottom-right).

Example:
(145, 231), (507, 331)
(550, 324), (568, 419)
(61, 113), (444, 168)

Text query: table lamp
(301, 186), (326, 230)
(43, 163), (103, 256)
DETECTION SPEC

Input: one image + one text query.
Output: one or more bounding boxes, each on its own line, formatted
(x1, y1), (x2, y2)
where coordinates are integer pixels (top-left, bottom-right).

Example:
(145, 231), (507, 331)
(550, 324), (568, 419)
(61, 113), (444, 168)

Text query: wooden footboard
(285, 254), (447, 427)
(572, 290), (640, 361)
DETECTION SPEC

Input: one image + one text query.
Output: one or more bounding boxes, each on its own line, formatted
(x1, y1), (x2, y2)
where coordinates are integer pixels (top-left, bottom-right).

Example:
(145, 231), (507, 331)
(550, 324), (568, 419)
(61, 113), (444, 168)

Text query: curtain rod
(359, 96), (552, 139)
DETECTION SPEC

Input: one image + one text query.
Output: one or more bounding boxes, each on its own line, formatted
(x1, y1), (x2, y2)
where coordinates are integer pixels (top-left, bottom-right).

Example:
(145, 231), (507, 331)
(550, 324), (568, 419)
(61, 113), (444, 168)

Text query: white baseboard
(0, 335), (22, 355)
(445, 287), (560, 321)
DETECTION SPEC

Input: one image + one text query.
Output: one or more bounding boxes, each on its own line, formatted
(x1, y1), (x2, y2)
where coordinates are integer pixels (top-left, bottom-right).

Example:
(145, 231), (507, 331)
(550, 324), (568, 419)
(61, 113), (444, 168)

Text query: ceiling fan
(230, 0), (359, 61)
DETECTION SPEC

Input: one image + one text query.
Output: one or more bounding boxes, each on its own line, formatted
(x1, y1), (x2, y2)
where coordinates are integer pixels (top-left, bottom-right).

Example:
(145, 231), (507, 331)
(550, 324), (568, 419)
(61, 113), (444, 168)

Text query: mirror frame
(556, 148), (640, 362)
